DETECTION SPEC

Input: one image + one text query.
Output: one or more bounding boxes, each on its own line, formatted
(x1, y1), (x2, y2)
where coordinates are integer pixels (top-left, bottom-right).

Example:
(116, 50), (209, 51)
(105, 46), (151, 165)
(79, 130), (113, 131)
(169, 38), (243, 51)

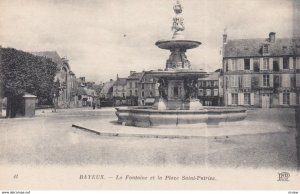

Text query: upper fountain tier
(155, 0), (201, 70)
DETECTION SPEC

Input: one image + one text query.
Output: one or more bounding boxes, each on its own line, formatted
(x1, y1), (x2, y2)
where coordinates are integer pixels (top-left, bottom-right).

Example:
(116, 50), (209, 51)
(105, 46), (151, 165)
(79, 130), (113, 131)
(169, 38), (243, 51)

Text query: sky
(0, 0), (294, 83)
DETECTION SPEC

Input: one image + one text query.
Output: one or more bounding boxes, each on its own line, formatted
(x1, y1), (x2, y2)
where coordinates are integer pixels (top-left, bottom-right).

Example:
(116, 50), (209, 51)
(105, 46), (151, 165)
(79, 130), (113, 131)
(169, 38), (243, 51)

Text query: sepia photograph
(0, 0), (300, 192)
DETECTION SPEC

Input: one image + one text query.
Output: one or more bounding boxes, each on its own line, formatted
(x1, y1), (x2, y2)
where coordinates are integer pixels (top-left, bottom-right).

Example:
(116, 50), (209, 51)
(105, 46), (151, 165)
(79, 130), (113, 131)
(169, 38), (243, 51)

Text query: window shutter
(228, 59), (232, 71)
(297, 57), (300, 70)
(259, 75), (263, 87)
(289, 57), (293, 69)
(269, 58), (273, 70)
(290, 93), (296, 106)
(279, 57), (283, 70)
(269, 74), (273, 87)
(282, 74), (290, 88)
(250, 93), (254, 105)
(259, 58), (263, 71)
(296, 74), (300, 87)
(239, 93), (244, 105)
(250, 58), (253, 70)
(227, 93), (232, 105)
(279, 93), (283, 105)
(239, 59), (244, 70)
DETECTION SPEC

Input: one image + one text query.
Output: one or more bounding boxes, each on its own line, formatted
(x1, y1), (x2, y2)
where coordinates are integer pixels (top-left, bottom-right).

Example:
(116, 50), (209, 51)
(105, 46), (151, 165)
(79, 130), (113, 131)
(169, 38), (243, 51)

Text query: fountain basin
(115, 106), (247, 128)
(156, 39), (201, 50)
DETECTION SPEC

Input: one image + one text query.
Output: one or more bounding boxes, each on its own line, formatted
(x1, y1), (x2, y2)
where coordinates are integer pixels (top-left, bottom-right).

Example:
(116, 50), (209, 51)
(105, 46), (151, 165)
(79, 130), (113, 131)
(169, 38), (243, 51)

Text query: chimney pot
(269, 32), (276, 43)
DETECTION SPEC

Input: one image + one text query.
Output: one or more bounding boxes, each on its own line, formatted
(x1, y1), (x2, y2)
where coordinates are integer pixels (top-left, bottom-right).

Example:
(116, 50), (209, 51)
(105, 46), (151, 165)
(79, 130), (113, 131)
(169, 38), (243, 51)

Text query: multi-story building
(113, 75), (127, 106)
(222, 32), (300, 108)
(138, 72), (157, 106)
(198, 71), (222, 106)
(126, 71), (144, 106)
(99, 79), (115, 107)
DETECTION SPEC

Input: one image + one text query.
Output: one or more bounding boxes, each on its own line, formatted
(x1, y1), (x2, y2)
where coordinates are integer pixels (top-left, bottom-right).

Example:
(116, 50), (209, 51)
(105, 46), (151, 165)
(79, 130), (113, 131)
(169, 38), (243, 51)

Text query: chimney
(223, 28), (227, 44)
(269, 32), (276, 43)
(130, 71), (136, 76)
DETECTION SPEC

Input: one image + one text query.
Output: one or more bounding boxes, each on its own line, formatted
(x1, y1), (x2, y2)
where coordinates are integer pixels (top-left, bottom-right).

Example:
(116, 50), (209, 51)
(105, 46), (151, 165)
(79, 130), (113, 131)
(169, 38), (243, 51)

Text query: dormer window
(263, 44), (269, 54)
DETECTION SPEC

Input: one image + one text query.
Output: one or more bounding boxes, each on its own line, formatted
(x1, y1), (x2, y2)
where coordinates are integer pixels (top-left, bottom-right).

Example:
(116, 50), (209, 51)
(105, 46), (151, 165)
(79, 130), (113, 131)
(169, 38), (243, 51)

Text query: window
(214, 81), (218, 87)
(244, 93), (250, 105)
(198, 89), (204, 96)
(263, 58), (269, 70)
(130, 90), (132, 96)
(297, 93), (300, 105)
(142, 91), (144, 97)
(198, 81), (202, 87)
(244, 59), (250, 70)
(253, 58), (260, 72)
(273, 58), (279, 72)
(150, 91), (153, 97)
(232, 59), (238, 71)
(263, 74), (270, 87)
(263, 44), (269, 54)
(129, 82), (132, 88)
(142, 83), (144, 89)
(207, 81), (211, 87)
(274, 75), (280, 89)
(283, 57), (289, 69)
(213, 89), (218, 96)
(135, 90), (137, 96)
(243, 75), (251, 87)
(283, 92), (290, 105)
(206, 89), (211, 96)
(282, 74), (290, 87)
(230, 75), (238, 87)
(232, 93), (238, 105)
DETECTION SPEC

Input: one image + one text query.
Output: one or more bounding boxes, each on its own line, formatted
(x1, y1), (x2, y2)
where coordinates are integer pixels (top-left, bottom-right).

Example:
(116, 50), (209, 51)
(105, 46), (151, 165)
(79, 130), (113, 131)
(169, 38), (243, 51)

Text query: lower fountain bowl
(115, 106), (247, 128)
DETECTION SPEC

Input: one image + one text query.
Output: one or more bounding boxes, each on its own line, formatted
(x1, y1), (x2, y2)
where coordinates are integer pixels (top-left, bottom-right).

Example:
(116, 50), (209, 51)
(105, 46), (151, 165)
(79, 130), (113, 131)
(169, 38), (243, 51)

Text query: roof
(100, 80), (115, 95)
(113, 78), (127, 86)
(224, 37), (300, 58)
(31, 51), (70, 69)
(198, 72), (219, 81)
(127, 72), (144, 80)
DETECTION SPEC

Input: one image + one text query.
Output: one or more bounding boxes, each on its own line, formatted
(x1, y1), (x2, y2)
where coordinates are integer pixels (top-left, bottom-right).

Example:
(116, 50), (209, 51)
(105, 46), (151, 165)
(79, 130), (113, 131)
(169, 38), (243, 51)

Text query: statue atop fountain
(172, 0), (185, 39)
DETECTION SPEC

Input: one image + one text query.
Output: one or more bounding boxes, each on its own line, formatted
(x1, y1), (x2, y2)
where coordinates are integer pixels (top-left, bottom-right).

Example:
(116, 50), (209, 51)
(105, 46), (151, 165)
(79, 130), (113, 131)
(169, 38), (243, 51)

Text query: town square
(0, 0), (300, 191)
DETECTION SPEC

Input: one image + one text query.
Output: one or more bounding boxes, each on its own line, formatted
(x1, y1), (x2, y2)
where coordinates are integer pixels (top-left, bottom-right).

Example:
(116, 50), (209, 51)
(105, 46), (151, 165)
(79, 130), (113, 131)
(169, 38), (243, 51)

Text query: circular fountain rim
(115, 106), (248, 114)
(155, 39), (201, 50)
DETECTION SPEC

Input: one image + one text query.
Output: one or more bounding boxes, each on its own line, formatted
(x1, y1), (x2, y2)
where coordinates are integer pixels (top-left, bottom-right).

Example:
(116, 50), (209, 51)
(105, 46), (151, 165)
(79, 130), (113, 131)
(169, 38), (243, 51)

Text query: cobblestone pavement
(0, 107), (298, 169)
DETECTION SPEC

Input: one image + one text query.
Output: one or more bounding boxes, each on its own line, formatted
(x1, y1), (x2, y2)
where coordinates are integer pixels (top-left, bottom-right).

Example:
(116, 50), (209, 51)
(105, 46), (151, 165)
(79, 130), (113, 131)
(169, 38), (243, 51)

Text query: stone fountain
(115, 0), (247, 127)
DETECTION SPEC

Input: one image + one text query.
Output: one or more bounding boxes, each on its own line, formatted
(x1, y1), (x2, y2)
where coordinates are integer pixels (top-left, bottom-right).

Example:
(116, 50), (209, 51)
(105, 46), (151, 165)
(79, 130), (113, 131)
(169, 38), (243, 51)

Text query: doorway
(261, 94), (270, 108)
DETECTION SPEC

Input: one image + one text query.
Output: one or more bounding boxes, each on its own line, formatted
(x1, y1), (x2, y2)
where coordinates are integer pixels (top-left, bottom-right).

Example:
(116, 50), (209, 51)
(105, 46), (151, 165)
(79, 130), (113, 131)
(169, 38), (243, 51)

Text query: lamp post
(53, 93), (56, 112)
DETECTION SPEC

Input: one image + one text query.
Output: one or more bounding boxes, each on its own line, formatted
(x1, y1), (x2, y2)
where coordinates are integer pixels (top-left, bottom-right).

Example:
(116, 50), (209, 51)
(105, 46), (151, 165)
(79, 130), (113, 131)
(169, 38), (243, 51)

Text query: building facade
(113, 76), (127, 106)
(198, 71), (222, 106)
(126, 71), (144, 106)
(32, 51), (79, 108)
(223, 32), (300, 108)
(138, 72), (157, 106)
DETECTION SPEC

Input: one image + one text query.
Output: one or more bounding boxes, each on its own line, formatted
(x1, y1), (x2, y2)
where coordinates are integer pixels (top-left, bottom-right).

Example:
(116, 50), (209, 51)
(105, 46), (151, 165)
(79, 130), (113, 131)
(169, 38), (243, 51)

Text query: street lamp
(53, 93), (56, 112)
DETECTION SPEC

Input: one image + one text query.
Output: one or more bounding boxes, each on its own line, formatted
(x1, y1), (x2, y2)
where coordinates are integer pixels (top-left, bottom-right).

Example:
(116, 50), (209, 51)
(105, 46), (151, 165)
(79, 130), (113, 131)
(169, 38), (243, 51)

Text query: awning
(145, 98), (155, 103)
